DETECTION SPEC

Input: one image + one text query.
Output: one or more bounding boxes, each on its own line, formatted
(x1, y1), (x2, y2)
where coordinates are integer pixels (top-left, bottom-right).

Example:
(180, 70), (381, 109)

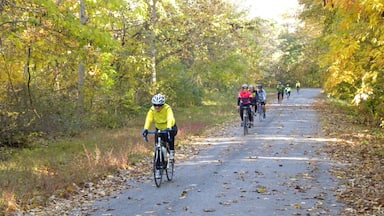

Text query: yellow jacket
(143, 104), (175, 130)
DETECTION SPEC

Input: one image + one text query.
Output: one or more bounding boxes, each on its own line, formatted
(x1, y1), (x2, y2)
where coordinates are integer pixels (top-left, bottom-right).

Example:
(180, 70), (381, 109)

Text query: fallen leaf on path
(219, 201), (232, 206)
(203, 208), (216, 212)
(180, 190), (188, 199)
(256, 188), (267, 193)
(294, 204), (302, 209)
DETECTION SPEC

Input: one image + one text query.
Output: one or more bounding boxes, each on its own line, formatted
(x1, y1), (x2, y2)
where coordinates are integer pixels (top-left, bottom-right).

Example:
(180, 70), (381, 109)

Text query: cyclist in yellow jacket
(142, 94), (178, 161)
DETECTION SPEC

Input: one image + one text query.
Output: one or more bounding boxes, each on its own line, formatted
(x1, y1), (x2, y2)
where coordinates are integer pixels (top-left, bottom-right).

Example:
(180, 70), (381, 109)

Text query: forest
(0, 0), (383, 214)
(1, 0), (382, 146)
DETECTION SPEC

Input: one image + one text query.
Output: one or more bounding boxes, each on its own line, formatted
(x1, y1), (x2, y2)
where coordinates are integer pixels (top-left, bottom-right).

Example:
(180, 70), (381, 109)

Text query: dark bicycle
(256, 100), (264, 121)
(286, 90), (291, 100)
(241, 106), (252, 135)
(144, 130), (174, 187)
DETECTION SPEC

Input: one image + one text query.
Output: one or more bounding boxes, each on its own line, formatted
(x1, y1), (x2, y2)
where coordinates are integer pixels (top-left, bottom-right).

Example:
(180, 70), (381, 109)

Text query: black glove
(142, 129), (148, 137)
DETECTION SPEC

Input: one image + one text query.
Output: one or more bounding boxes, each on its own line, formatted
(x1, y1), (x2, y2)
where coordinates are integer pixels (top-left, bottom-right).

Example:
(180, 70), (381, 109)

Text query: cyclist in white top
(256, 84), (267, 119)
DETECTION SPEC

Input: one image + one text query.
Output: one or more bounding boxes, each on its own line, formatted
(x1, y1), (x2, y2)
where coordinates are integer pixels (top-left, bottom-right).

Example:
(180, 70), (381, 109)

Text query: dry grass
(0, 100), (235, 214)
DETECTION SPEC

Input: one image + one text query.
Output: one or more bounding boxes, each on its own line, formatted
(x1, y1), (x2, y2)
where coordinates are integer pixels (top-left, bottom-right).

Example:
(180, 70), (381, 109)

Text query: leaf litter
(314, 98), (384, 216)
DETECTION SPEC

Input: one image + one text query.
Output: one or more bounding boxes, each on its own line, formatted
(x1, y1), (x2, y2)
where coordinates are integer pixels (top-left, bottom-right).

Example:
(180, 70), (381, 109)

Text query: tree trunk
(150, 0), (157, 87)
(78, 0), (87, 127)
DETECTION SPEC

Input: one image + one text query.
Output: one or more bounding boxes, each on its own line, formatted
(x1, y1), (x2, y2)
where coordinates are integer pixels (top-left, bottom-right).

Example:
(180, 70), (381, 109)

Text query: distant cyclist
(285, 84), (291, 99)
(276, 81), (284, 103)
(237, 84), (253, 127)
(256, 84), (267, 118)
(295, 80), (301, 94)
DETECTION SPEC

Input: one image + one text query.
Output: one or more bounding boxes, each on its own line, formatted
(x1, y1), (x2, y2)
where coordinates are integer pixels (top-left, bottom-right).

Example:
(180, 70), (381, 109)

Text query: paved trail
(86, 88), (343, 216)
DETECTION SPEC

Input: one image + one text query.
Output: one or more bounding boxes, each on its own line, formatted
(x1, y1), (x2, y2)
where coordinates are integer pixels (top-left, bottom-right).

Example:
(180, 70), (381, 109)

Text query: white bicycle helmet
(151, 94), (165, 105)
(249, 85), (254, 90)
(242, 84), (248, 89)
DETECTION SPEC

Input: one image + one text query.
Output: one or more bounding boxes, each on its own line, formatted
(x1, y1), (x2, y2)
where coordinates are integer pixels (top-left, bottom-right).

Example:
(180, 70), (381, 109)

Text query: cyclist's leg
(278, 92), (282, 102)
(239, 105), (244, 126)
(169, 125), (177, 149)
(239, 106), (244, 121)
(168, 133), (175, 160)
(262, 102), (266, 118)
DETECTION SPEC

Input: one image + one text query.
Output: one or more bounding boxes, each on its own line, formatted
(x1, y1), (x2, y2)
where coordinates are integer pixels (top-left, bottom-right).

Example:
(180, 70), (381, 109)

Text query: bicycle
(256, 101), (264, 121)
(144, 130), (174, 187)
(286, 90), (291, 100)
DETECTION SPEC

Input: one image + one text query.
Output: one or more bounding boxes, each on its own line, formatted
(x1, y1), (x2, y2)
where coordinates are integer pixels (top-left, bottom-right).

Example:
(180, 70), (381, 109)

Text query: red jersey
(238, 90), (253, 105)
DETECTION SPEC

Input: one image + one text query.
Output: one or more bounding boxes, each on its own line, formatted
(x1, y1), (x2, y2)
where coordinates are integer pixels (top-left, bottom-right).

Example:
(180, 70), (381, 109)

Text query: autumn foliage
(299, 0), (384, 127)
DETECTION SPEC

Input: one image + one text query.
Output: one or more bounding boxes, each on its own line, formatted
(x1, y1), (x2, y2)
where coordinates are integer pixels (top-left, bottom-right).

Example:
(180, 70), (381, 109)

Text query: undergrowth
(0, 94), (236, 214)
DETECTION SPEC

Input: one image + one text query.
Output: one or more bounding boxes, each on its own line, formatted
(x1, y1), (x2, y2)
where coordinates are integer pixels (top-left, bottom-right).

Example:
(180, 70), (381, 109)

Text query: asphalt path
(87, 88), (343, 216)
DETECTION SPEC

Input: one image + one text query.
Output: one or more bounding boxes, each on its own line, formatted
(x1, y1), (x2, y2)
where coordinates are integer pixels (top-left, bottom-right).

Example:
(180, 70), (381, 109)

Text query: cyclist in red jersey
(237, 84), (254, 127)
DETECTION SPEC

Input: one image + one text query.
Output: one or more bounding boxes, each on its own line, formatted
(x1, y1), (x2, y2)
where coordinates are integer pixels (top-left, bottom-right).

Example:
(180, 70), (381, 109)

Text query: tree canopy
(0, 0), (269, 145)
(298, 0), (384, 127)
(1, 0), (383, 147)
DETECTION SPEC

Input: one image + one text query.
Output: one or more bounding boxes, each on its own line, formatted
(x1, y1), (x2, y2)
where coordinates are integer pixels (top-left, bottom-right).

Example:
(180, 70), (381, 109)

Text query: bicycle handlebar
(143, 130), (172, 142)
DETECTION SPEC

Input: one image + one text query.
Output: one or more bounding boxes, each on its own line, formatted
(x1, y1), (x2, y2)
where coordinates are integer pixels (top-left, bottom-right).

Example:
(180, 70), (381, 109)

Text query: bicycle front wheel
(153, 149), (163, 187)
(243, 115), (248, 136)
